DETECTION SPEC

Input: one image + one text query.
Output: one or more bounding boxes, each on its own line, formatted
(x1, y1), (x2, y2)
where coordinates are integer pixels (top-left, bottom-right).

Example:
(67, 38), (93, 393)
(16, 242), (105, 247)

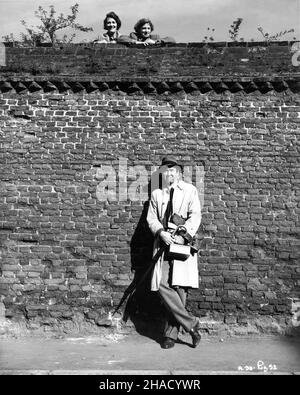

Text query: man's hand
(173, 235), (185, 245)
(160, 231), (174, 245)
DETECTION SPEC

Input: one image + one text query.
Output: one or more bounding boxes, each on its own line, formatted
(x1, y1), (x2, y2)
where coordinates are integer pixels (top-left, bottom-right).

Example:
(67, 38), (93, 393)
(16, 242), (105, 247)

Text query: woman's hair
(103, 11), (121, 30)
(134, 18), (154, 34)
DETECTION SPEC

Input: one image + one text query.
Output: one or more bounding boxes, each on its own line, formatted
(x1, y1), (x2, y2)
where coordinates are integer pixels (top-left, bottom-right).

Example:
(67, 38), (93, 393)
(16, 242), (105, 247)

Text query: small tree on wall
(3, 3), (93, 46)
(229, 18), (244, 42)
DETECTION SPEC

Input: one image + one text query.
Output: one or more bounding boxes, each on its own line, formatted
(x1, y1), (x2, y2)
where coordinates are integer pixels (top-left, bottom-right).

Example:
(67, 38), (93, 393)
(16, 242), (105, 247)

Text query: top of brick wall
(1, 41), (299, 76)
(0, 42), (299, 94)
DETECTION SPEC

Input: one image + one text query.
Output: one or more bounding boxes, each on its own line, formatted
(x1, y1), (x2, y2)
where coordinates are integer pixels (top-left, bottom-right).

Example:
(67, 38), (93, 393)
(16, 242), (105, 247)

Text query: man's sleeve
(146, 191), (164, 236)
(184, 187), (201, 237)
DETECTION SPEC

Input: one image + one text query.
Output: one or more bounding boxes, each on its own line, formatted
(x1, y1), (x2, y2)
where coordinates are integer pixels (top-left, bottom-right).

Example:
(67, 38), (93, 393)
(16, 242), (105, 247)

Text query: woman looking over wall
(119, 18), (175, 46)
(94, 11), (122, 43)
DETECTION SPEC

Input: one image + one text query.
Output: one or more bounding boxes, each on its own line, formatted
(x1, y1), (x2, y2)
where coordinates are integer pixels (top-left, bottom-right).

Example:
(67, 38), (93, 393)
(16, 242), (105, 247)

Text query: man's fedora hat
(160, 156), (183, 170)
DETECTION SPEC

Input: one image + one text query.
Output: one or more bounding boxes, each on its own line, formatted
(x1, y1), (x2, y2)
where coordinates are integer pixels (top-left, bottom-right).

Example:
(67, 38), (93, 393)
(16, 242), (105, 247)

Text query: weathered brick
(0, 43), (299, 330)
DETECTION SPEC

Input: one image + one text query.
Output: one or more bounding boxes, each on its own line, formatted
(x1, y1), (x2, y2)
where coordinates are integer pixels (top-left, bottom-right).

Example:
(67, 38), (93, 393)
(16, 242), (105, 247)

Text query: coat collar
(102, 31), (120, 41)
(163, 180), (185, 193)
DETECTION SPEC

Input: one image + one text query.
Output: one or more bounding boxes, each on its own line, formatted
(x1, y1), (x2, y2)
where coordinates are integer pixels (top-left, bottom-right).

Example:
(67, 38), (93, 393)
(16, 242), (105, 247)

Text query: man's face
(162, 165), (181, 186)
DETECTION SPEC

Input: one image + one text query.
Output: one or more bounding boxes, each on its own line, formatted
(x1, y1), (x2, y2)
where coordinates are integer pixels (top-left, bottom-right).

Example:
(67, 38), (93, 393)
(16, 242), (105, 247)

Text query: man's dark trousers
(158, 259), (197, 340)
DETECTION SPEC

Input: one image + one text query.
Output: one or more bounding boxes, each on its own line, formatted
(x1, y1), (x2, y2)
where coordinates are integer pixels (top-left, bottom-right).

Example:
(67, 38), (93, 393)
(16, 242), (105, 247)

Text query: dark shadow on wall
(120, 170), (166, 343)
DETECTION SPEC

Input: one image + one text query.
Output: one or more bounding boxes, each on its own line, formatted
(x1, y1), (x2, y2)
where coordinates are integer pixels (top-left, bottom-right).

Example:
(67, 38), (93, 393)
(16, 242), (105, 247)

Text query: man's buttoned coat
(147, 180), (201, 291)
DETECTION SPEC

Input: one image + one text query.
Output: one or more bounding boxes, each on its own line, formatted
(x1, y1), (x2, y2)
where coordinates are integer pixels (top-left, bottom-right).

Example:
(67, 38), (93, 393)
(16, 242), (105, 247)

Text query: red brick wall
(0, 43), (299, 332)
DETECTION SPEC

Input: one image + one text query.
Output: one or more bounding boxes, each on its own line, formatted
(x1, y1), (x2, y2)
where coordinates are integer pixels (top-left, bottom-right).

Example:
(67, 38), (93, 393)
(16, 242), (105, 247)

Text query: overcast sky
(0, 0), (299, 42)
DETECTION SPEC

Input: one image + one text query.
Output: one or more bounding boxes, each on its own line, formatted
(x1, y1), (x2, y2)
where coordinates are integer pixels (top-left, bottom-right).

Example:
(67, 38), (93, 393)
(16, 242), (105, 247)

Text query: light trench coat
(146, 180), (201, 291)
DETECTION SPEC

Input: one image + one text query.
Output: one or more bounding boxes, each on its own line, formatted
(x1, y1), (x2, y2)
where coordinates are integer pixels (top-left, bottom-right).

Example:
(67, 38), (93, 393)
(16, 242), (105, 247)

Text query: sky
(0, 0), (299, 43)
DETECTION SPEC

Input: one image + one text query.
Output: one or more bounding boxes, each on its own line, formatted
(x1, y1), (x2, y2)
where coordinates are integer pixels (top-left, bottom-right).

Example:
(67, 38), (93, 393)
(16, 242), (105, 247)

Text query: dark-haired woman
(94, 11), (122, 43)
(119, 18), (175, 46)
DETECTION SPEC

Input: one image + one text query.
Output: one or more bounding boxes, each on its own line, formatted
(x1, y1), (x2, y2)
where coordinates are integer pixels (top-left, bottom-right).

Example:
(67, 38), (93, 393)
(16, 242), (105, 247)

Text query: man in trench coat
(147, 156), (202, 349)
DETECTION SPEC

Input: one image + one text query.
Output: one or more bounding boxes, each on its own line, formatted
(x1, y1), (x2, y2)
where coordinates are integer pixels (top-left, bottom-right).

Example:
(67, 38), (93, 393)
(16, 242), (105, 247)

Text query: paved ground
(0, 331), (300, 375)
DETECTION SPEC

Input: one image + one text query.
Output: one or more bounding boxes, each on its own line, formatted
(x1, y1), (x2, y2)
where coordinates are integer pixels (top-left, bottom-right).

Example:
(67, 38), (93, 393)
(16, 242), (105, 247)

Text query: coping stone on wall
(0, 41), (300, 94)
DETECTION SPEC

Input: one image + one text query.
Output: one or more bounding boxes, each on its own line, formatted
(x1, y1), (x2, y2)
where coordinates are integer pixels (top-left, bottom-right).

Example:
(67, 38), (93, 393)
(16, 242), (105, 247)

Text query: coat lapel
(159, 183), (185, 221)
(173, 186), (184, 215)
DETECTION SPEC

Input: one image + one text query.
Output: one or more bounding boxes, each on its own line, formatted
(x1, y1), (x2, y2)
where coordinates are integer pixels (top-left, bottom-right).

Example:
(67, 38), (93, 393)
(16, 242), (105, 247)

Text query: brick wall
(0, 43), (300, 334)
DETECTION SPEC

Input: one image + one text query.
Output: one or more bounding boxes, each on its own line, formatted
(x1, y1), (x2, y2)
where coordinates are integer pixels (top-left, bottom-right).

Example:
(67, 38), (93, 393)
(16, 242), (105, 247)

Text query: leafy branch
(4, 3), (93, 46)
(257, 27), (295, 42)
(229, 18), (243, 41)
(202, 27), (215, 43)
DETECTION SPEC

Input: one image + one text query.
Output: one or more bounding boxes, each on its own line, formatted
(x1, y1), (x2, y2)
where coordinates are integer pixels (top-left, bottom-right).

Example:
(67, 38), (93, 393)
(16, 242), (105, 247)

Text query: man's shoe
(190, 320), (202, 348)
(161, 337), (176, 349)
